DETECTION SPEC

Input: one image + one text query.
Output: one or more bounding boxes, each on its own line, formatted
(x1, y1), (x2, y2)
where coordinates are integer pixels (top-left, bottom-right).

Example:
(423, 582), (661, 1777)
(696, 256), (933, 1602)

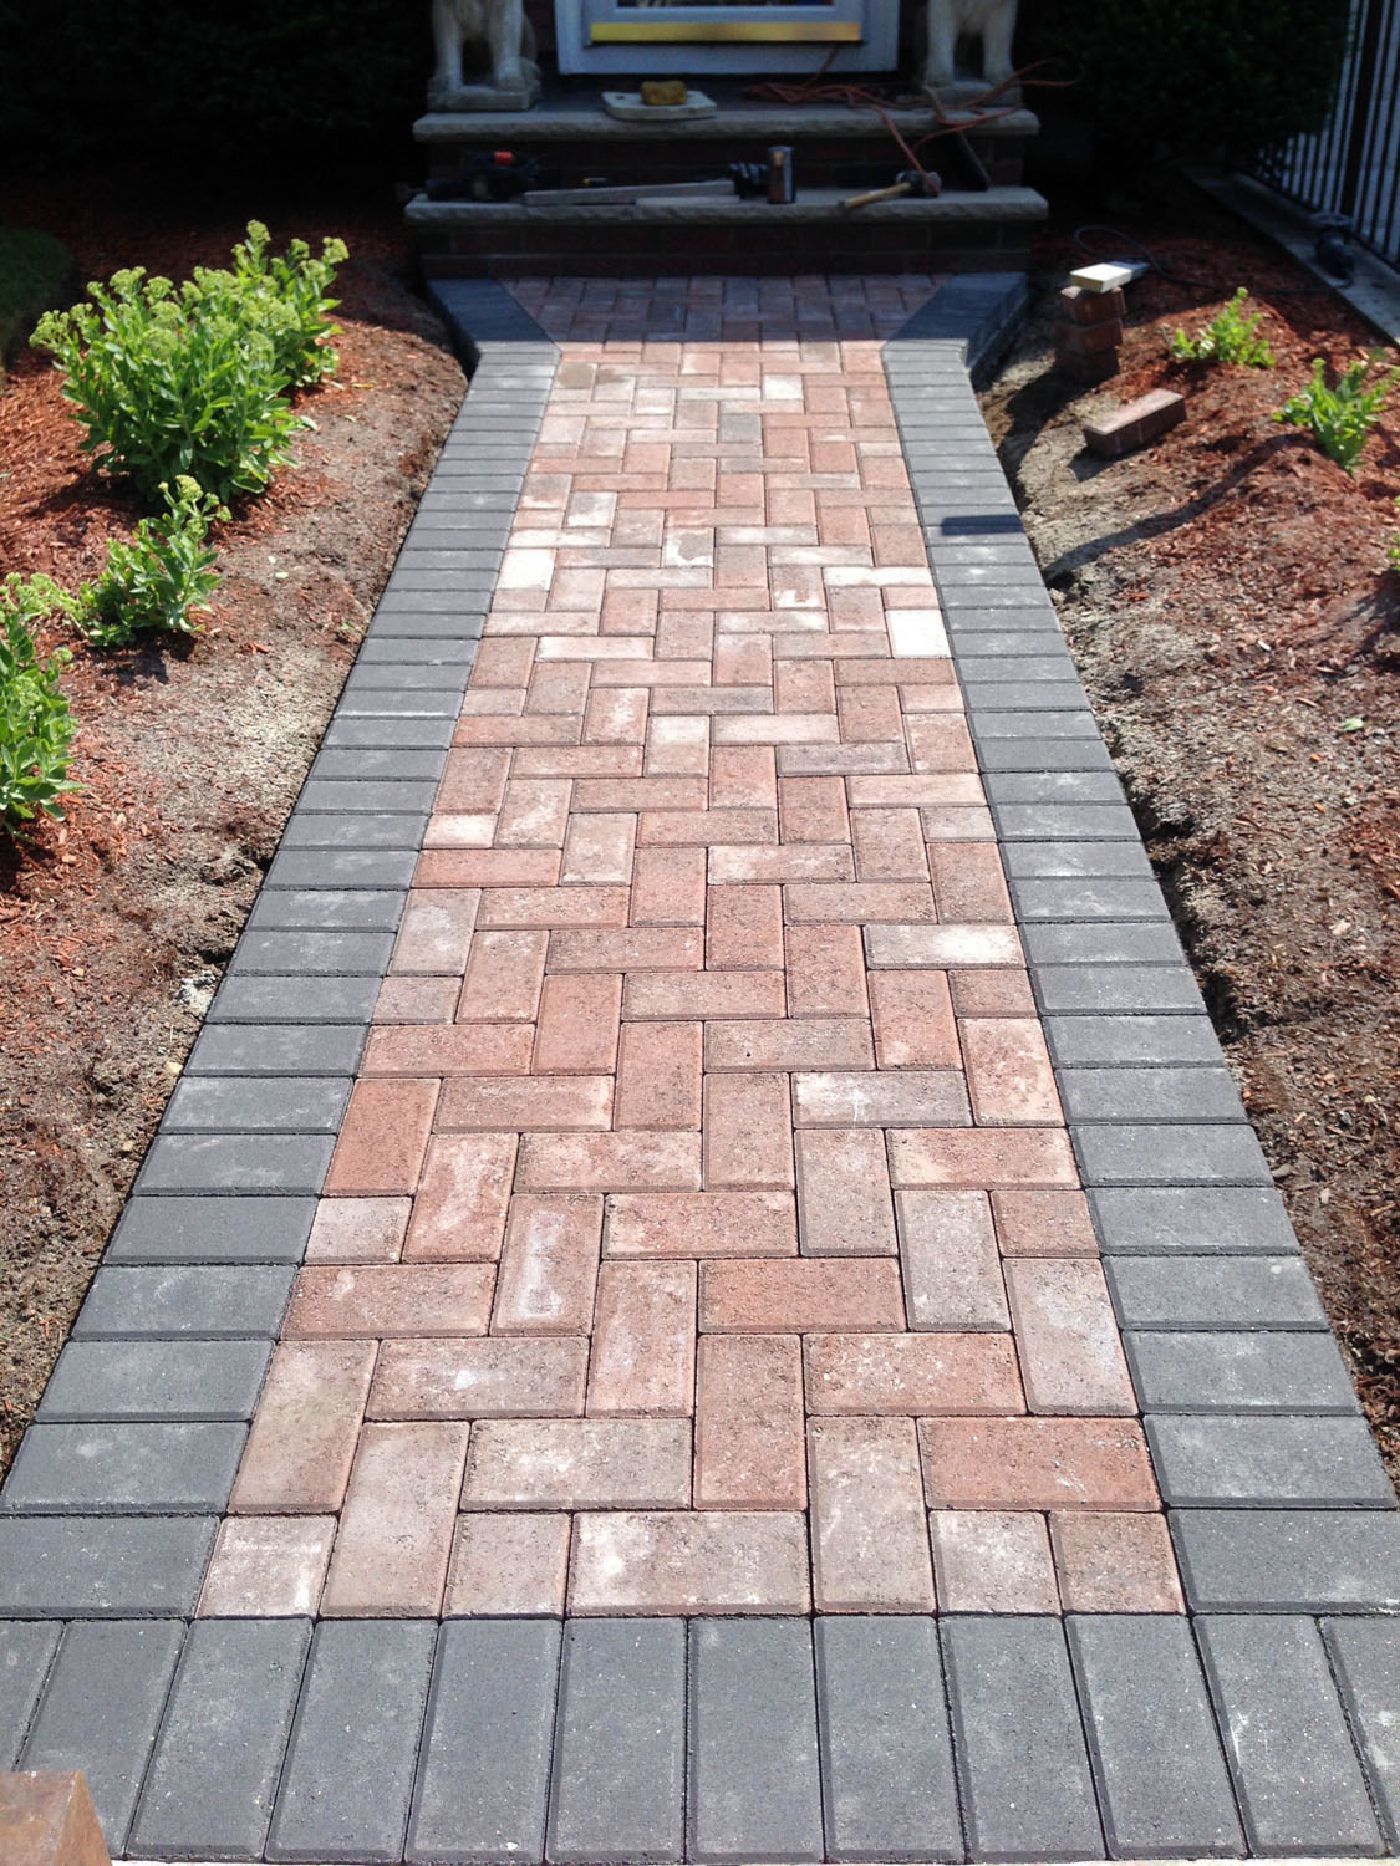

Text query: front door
(554, 0), (901, 75)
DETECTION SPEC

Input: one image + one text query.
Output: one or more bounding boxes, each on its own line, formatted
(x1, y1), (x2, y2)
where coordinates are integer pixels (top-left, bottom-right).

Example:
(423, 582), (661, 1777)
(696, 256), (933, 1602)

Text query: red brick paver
(214, 279), (1178, 1618)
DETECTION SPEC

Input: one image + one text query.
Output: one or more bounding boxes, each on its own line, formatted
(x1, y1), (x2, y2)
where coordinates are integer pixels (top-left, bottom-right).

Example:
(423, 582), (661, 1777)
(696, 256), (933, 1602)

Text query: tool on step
(767, 145), (796, 204)
(520, 177), (735, 207)
(728, 161), (769, 199)
(727, 153), (798, 203)
(841, 168), (939, 210)
(426, 150), (544, 202)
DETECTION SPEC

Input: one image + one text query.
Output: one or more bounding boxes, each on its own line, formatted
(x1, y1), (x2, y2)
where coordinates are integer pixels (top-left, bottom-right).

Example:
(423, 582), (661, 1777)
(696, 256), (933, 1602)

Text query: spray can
(767, 145), (795, 204)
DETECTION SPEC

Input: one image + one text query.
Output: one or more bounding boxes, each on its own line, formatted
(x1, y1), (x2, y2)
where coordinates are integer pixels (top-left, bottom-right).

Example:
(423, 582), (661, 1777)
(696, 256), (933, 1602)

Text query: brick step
(414, 99), (1039, 194)
(409, 183), (1047, 277)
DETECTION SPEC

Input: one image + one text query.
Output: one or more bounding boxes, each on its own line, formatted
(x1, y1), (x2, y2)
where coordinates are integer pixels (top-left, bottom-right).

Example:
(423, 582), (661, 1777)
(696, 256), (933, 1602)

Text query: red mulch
(0, 175), (465, 1474)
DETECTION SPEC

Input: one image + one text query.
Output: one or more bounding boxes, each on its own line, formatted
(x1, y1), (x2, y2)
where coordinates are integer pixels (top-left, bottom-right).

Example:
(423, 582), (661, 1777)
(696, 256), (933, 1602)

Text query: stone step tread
(413, 101), (1041, 141)
(408, 182), (1048, 225)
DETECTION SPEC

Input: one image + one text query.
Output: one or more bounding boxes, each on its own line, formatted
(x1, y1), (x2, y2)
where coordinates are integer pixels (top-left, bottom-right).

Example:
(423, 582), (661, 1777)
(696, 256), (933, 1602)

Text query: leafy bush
(224, 221), (347, 388)
(1171, 289), (1275, 369)
(32, 271), (301, 506)
(30, 225), (346, 507)
(1273, 355), (1399, 474)
(77, 479), (226, 649)
(1020, 0), (1351, 163)
(0, 577), (79, 828)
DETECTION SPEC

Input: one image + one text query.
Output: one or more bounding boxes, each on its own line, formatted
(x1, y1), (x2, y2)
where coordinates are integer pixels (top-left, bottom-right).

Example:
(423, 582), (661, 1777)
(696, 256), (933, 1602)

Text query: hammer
(841, 168), (940, 210)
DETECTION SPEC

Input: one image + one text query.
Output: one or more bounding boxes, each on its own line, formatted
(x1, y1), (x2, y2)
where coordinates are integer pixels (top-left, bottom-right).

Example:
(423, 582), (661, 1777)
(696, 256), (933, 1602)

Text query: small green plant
(1171, 288), (1275, 368)
(1273, 353), (1399, 473)
(0, 576), (79, 828)
(33, 270), (301, 505)
(30, 223), (347, 507)
(1389, 497), (1400, 572)
(77, 478), (226, 649)
(223, 221), (347, 388)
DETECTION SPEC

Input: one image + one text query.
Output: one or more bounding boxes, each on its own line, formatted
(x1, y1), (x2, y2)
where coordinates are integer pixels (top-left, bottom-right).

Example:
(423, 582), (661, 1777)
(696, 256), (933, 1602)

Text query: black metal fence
(1247, 0), (1400, 272)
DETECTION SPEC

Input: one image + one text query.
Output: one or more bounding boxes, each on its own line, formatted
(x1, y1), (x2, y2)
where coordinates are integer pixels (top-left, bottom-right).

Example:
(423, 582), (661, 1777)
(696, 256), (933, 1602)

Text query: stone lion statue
(924, 0), (1019, 91)
(429, 0), (540, 107)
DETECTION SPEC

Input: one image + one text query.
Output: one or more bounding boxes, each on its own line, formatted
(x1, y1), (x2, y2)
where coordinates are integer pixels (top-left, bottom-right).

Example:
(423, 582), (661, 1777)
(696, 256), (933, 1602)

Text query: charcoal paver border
(0, 273), (1396, 1861)
(883, 282), (1400, 1627)
(0, 281), (559, 1634)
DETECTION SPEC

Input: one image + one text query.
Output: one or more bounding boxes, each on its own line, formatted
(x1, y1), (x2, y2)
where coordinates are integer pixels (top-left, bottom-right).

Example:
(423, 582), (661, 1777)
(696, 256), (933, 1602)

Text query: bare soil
(985, 198), (1400, 1475)
(0, 183), (465, 1475)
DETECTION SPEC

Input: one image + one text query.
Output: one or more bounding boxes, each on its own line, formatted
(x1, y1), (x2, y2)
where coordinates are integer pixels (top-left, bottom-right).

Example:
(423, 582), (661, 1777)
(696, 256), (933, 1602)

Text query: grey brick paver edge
(883, 283), (1400, 1617)
(52, 1611), (1400, 1862)
(0, 281), (557, 1604)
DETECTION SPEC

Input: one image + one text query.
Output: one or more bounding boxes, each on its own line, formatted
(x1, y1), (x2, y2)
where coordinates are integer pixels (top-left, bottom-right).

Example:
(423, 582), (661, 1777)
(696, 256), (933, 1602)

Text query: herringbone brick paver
(216, 292), (1181, 1619)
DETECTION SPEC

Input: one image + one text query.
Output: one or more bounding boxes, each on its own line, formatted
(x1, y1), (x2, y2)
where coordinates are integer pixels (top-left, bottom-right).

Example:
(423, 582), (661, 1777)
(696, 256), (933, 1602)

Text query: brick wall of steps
(407, 96), (1046, 276)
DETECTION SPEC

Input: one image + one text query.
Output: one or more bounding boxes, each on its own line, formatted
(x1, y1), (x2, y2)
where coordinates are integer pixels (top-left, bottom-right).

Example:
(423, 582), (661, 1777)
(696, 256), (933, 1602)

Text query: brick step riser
(423, 130), (1028, 191)
(422, 234), (1035, 277)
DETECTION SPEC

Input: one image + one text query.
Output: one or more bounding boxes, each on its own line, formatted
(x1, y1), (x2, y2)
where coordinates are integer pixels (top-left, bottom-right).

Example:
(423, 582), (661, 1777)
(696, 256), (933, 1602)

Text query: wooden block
(1059, 284), (1126, 326)
(0, 1774), (109, 1866)
(1083, 389), (1186, 459)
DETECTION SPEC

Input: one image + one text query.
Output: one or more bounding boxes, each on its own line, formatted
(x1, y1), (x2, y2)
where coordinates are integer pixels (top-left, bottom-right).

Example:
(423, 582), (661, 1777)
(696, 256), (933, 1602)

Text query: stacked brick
(1083, 387), (1187, 459)
(198, 307), (1183, 1624)
(1054, 283), (1125, 385)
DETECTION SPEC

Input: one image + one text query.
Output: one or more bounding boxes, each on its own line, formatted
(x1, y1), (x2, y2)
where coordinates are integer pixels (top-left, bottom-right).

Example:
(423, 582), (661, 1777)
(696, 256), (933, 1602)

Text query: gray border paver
(941, 1613), (1103, 1862)
(1196, 1614), (1384, 1856)
(18, 1618), (185, 1850)
(267, 1618), (437, 1863)
(688, 1616), (824, 1865)
(128, 1617), (312, 1861)
(406, 1618), (561, 1866)
(547, 1617), (687, 1864)
(815, 1614), (961, 1864)
(1067, 1613), (1243, 1859)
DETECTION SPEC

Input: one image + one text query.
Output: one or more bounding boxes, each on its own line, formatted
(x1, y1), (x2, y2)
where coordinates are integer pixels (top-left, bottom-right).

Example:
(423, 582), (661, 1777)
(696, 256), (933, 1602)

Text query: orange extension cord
(743, 56), (1074, 195)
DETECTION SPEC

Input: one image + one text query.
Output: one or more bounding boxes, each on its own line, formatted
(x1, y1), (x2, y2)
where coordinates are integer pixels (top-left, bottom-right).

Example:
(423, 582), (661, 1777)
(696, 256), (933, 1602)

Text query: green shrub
(1273, 355), (1399, 474)
(0, 576), (79, 828)
(1171, 289), (1275, 369)
(77, 478), (226, 649)
(222, 221), (347, 388)
(1020, 0), (1350, 162)
(0, 227), (74, 367)
(32, 270), (301, 506)
(30, 224), (345, 507)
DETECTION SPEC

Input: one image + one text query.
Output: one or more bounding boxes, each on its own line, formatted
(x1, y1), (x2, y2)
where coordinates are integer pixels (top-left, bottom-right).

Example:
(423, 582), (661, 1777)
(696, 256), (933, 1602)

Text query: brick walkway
(3, 276), (1398, 1865)
(204, 273), (1179, 1626)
